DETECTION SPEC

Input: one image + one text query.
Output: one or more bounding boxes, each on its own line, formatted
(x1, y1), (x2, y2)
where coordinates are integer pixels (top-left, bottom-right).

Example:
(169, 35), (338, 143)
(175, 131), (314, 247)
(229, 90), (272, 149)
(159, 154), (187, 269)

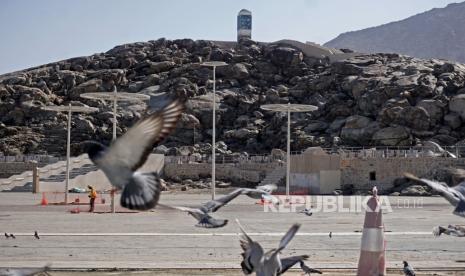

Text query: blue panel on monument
(237, 15), (252, 30)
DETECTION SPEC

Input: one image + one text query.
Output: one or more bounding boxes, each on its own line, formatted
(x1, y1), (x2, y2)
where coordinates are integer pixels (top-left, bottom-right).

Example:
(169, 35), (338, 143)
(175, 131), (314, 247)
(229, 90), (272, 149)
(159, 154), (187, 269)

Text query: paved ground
(1, 191), (465, 275)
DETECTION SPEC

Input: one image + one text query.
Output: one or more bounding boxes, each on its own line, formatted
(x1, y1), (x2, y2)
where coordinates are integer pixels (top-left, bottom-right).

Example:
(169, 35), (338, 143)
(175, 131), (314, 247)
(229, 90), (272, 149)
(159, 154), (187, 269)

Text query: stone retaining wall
(0, 162), (39, 178)
(341, 157), (465, 191)
(163, 162), (282, 183)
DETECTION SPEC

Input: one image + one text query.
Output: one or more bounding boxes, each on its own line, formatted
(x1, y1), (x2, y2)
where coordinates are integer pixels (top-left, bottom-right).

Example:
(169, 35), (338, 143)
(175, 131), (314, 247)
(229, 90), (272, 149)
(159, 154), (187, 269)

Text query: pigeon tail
(120, 172), (161, 210)
(453, 198), (465, 218)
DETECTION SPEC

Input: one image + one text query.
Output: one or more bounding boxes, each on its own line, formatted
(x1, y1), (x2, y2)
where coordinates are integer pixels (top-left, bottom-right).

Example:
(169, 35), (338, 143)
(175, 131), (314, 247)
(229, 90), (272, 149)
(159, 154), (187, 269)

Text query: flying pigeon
(83, 97), (185, 210)
(300, 260), (323, 275)
(34, 231), (40, 240)
(0, 265), (50, 276)
(433, 225), (465, 237)
(4, 233), (9, 239)
(404, 173), (465, 217)
(242, 184), (279, 204)
(299, 208), (313, 216)
(237, 219), (301, 276)
(256, 184), (278, 194)
(9, 233), (16, 239)
(403, 261), (415, 276)
(329, 232), (332, 238)
(161, 188), (247, 228)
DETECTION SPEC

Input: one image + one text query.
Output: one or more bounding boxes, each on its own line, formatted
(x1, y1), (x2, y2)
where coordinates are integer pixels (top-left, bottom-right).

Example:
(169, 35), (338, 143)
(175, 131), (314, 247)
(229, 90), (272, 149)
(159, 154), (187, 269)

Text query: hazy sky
(0, 0), (459, 74)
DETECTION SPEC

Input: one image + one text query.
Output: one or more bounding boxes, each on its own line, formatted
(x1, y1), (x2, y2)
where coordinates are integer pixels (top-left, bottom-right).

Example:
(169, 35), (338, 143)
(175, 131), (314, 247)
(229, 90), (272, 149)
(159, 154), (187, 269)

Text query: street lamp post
(80, 88), (149, 212)
(201, 61), (227, 200)
(42, 104), (98, 204)
(260, 103), (318, 198)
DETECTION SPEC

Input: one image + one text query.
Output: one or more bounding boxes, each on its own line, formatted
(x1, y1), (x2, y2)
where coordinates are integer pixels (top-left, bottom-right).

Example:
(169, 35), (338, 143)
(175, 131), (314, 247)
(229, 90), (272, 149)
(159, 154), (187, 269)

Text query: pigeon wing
(236, 219), (264, 273)
(453, 198), (465, 218)
(404, 173), (450, 195)
(256, 184), (277, 194)
(279, 255), (309, 274)
(277, 224), (300, 252)
(101, 98), (184, 174)
(201, 188), (244, 213)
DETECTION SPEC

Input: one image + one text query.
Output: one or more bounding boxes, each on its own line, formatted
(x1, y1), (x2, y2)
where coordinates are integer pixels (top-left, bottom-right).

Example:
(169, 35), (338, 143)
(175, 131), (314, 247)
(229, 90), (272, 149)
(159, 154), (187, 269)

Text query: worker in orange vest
(88, 185), (97, 212)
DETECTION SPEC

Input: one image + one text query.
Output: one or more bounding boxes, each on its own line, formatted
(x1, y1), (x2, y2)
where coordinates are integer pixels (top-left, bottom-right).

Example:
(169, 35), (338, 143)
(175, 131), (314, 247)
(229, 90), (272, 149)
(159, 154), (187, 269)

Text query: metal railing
(164, 154), (285, 165)
(292, 145), (465, 159)
(0, 154), (65, 163)
(167, 145), (465, 165)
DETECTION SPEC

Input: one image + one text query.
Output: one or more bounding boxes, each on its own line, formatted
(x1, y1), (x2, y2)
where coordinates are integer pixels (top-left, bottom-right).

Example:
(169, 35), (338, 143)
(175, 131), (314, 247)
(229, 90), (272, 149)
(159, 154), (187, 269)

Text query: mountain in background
(325, 2), (465, 62)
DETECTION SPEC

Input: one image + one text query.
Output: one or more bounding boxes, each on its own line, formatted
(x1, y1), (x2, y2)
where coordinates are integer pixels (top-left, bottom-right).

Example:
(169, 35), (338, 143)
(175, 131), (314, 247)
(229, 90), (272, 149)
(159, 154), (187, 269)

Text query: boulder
(449, 94), (465, 120)
(444, 113), (462, 129)
(400, 185), (430, 196)
(228, 63), (249, 79)
(372, 126), (411, 146)
(69, 79), (102, 100)
(340, 115), (380, 145)
(268, 47), (303, 67)
(400, 106), (430, 131)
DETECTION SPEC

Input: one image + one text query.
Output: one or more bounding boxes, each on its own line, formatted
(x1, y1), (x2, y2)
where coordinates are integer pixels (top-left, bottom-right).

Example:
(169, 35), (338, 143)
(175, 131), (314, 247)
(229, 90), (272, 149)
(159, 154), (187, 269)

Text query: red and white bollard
(357, 186), (386, 276)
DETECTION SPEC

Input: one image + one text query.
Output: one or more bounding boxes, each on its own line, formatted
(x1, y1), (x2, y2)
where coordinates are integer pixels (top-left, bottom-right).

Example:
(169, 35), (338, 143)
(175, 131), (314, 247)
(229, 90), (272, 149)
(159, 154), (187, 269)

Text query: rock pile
(1, 38), (465, 155)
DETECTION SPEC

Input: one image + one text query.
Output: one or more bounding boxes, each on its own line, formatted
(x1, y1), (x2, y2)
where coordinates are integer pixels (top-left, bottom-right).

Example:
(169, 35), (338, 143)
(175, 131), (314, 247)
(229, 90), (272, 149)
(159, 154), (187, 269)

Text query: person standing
(88, 185), (97, 212)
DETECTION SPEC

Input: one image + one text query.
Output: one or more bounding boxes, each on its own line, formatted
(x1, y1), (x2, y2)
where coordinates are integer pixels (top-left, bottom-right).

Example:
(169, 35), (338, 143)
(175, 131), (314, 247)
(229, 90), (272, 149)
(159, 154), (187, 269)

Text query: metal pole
(286, 103), (291, 198)
(111, 87), (117, 213)
(212, 66), (216, 200)
(65, 104), (71, 204)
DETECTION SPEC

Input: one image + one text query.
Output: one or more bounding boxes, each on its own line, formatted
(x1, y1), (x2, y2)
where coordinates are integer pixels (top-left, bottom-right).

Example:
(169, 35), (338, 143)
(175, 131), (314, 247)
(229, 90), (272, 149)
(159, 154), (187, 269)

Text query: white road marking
(9, 231), (432, 236)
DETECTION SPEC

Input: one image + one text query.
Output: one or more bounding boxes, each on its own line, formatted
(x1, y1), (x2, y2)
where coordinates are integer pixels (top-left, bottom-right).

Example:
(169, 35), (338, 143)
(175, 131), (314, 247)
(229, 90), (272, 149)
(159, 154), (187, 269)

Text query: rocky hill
(325, 2), (465, 63)
(1, 38), (465, 157)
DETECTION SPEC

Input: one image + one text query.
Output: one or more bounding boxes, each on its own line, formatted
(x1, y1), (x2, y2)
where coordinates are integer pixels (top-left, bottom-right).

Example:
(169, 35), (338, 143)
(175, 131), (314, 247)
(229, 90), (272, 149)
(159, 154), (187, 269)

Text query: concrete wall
(340, 157), (464, 192)
(290, 148), (340, 173)
(163, 162), (280, 184)
(0, 162), (38, 178)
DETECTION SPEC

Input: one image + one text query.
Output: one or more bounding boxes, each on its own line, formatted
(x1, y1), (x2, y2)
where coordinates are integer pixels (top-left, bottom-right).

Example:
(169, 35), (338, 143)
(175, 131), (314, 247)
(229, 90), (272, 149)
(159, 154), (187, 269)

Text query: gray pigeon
(403, 261), (415, 276)
(83, 98), (184, 211)
(299, 208), (313, 216)
(300, 260), (322, 275)
(237, 219), (301, 276)
(433, 225), (465, 237)
(405, 173), (465, 217)
(162, 188), (247, 228)
(0, 265), (50, 276)
(242, 185), (279, 204)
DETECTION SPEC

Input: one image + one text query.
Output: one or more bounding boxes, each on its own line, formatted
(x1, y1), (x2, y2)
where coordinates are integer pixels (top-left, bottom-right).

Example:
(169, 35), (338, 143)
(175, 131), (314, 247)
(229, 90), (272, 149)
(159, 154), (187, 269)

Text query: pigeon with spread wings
(84, 98), (184, 211)
(161, 188), (246, 228)
(404, 173), (465, 217)
(237, 219), (302, 276)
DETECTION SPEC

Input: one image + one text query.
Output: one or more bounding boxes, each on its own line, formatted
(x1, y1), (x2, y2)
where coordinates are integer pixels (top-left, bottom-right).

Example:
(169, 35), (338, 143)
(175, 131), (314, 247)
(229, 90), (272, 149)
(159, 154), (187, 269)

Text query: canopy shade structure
(260, 103), (318, 198)
(80, 88), (150, 212)
(42, 104), (99, 204)
(260, 104), (318, 113)
(200, 61), (228, 200)
(80, 92), (150, 102)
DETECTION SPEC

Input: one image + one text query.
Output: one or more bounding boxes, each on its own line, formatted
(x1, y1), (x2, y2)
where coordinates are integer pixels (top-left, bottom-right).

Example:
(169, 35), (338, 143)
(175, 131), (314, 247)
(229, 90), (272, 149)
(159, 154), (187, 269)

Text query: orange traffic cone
(40, 192), (48, 206)
(357, 186), (386, 276)
(70, 206), (80, 214)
